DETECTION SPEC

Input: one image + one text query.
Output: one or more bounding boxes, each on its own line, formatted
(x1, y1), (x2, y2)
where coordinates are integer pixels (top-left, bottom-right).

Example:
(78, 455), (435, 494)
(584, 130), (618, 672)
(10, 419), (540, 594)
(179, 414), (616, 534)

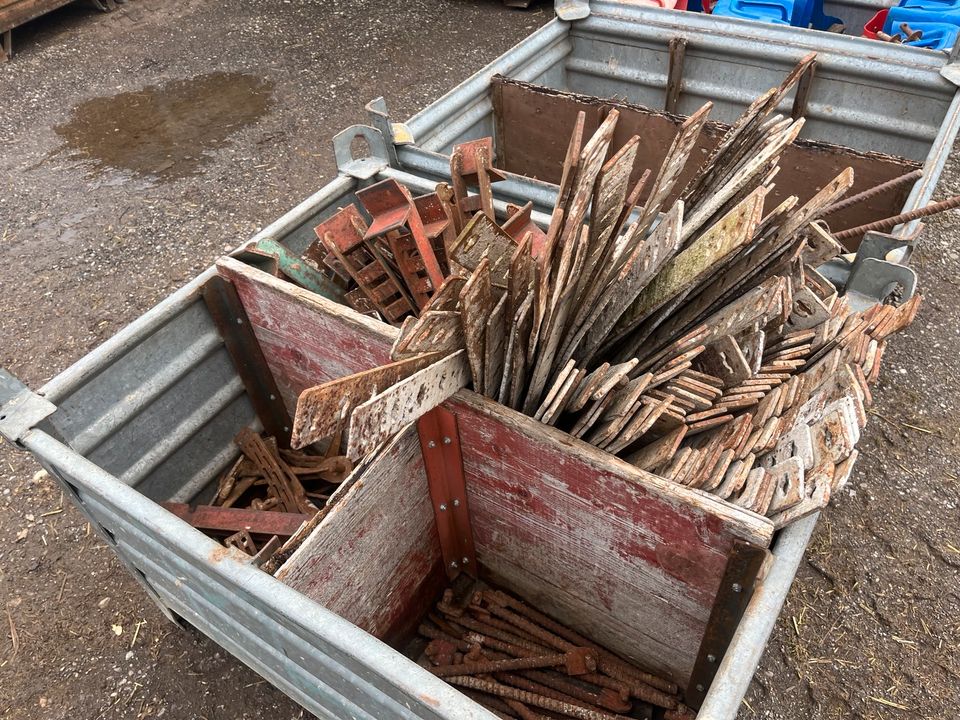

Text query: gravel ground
(0, 2), (957, 719)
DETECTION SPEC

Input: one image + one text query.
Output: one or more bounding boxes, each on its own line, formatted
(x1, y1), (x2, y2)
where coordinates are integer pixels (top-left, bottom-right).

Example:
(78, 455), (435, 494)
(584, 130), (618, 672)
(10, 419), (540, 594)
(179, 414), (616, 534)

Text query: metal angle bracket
(365, 97), (414, 165)
(0, 368), (56, 446)
(417, 406), (478, 581)
(848, 230), (914, 279)
(332, 125), (391, 180)
(555, 0), (590, 20)
(201, 276), (294, 447)
(685, 540), (769, 710)
(846, 257), (918, 312)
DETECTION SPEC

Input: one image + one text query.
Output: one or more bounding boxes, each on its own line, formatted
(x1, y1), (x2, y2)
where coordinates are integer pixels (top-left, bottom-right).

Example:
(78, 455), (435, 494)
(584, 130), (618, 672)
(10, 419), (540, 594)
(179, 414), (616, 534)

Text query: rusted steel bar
(495, 672), (607, 714)
(429, 649), (596, 677)
(444, 676), (632, 720)
(160, 502), (309, 538)
(441, 613), (553, 656)
(823, 169), (923, 216)
(520, 670), (632, 713)
(833, 193), (960, 240)
(482, 591), (678, 695)
(463, 631), (539, 659)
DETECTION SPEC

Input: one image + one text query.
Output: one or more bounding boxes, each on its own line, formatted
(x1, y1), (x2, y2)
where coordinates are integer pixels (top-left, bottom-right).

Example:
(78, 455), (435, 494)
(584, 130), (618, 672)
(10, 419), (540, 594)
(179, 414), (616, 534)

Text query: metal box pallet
(2, 160), (821, 719)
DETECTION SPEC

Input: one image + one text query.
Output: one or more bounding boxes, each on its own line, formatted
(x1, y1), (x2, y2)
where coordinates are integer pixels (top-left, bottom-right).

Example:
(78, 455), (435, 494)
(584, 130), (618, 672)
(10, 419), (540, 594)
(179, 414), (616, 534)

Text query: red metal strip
(417, 407), (478, 580)
(160, 502), (310, 538)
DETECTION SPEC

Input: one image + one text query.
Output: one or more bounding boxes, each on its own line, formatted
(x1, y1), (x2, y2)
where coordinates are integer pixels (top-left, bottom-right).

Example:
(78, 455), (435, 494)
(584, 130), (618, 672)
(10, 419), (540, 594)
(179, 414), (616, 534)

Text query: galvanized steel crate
(2, 4), (935, 718)
(1, 159), (821, 720)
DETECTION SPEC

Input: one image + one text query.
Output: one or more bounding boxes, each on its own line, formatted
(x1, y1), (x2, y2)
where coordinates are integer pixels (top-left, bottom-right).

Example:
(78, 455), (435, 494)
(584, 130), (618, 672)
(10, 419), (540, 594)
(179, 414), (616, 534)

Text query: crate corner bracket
(685, 539), (769, 709)
(417, 406), (478, 581)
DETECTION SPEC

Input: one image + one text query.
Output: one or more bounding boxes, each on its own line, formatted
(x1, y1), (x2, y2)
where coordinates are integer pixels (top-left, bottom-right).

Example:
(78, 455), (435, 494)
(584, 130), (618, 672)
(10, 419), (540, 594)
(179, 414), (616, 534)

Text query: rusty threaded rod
(834, 193), (960, 241)
(579, 671), (677, 709)
(463, 631), (539, 659)
(445, 676), (632, 720)
(823, 169), (922, 216)
(521, 670), (632, 713)
(449, 614), (553, 656)
(430, 651), (587, 678)
(495, 672), (605, 713)
(419, 623), (469, 651)
(483, 591), (678, 695)
(484, 603), (576, 653)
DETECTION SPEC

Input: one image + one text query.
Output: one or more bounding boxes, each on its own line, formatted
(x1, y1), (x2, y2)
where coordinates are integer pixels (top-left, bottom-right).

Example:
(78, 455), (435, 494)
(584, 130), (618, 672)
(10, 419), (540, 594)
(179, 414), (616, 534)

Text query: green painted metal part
(255, 238), (346, 302)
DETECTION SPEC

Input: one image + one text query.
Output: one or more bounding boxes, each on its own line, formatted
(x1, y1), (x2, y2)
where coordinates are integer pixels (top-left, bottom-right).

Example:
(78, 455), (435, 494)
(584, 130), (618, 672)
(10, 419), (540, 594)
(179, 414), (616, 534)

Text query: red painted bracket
(417, 407), (478, 580)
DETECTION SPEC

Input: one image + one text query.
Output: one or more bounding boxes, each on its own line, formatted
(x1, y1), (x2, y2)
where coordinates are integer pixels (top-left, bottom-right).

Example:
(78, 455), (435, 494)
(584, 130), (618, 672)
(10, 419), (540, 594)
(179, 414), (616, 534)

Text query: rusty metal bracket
(417, 406), (478, 581)
(685, 540), (769, 709)
(202, 276), (294, 446)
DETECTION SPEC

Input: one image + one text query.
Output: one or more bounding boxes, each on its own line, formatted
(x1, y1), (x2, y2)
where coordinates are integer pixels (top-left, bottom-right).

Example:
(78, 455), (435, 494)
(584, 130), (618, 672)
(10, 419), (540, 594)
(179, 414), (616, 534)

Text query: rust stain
(208, 545), (230, 563)
(418, 693), (441, 708)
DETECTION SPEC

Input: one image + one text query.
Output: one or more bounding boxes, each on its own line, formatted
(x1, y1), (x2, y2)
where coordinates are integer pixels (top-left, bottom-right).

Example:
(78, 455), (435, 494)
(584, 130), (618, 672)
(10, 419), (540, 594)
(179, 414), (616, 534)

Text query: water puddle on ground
(55, 72), (273, 180)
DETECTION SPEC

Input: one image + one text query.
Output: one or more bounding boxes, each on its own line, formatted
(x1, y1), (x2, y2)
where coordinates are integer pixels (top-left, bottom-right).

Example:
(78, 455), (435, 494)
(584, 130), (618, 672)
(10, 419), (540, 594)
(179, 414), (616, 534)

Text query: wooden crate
(217, 256), (775, 691)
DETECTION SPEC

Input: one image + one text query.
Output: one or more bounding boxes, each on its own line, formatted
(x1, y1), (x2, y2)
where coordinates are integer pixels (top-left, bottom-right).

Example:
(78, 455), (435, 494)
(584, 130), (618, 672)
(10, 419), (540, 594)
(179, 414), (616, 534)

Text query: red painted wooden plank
(445, 392), (772, 683)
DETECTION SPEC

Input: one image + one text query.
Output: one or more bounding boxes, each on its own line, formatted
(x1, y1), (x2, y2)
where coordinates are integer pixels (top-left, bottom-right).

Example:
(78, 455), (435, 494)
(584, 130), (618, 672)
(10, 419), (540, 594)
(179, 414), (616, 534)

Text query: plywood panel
(492, 76), (921, 241)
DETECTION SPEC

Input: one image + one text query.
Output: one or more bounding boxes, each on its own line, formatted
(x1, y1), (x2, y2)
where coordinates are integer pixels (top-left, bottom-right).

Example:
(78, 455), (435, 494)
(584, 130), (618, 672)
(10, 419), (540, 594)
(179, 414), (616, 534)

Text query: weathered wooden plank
(484, 292), (508, 396)
(587, 373), (653, 448)
(636, 103), (711, 236)
(632, 188), (766, 327)
(390, 310), (464, 359)
(574, 201), (685, 364)
(577, 134), (641, 299)
(291, 352), (440, 449)
(279, 426), (445, 645)
(451, 213), (516, 288)
(460, 258), (493, 393)
(217, 257), (395, 399)
(624, 425), (688, 471)
(346, 351), (471, 460)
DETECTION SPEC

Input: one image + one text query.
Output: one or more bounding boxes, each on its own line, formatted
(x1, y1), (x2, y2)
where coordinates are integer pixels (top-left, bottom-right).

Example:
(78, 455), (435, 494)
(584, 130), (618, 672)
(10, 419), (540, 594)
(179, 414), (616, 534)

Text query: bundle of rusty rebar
(419, 587), (696, 720)
(212, 428), (353, 515)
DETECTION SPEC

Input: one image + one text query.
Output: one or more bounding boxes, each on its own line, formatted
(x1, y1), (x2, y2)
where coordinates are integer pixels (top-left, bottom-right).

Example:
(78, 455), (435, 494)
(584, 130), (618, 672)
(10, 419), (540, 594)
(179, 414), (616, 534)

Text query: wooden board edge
(449, 390), (775, 548)
(216, 256), (399, 344)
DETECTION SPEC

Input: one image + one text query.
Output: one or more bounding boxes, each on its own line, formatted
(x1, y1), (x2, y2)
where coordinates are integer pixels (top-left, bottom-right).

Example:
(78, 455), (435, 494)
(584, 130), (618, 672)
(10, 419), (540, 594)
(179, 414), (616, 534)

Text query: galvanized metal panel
(23, 428), (498, 720)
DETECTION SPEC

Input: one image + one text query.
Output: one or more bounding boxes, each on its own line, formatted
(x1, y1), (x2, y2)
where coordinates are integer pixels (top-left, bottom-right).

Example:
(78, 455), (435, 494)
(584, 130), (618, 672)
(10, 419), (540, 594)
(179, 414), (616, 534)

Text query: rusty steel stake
(429, 650), (594, 678)
(834, 193), (960, 241)
(445, 676), (632, 720)
(823, 169), (923, 216)
(463, 630), (538, 659)
(484, 603), (577, 654)
(446, 613), (553, 656)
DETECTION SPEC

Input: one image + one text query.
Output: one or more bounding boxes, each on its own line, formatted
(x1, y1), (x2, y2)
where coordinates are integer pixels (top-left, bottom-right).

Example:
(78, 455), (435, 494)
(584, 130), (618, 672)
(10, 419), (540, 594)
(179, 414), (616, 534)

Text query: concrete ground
(0, 1), (957, 719)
